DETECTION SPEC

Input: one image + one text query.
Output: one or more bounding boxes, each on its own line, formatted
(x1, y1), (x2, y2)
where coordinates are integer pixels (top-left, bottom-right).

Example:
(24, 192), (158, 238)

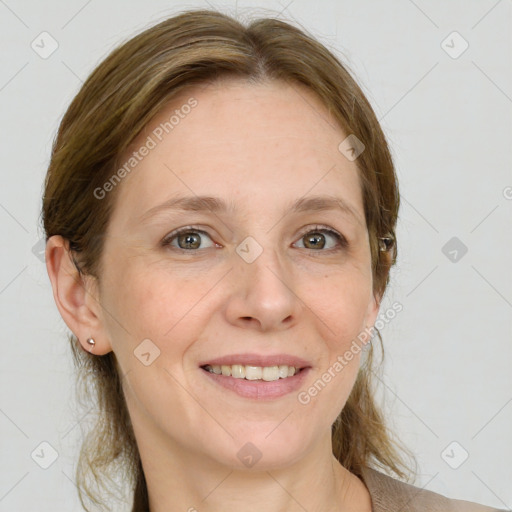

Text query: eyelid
(294, 224), (348, 250)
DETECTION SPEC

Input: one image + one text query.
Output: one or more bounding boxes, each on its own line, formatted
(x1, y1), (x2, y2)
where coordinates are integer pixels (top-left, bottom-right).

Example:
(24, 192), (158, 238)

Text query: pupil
(307, 233), (325, 249)
(180, 233), (200, 249)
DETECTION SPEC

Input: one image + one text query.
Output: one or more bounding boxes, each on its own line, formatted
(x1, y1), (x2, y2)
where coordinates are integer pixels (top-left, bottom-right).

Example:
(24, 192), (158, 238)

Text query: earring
(378, 234), (394, 252)
(86, 337), (95, 353)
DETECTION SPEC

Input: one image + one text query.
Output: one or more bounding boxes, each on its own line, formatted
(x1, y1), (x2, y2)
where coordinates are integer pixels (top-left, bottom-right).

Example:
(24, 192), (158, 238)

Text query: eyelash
(161, 224), (348, 253)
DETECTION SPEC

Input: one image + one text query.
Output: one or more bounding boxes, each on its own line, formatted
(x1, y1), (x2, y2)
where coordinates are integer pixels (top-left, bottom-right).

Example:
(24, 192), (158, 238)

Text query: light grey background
(1, 0), (511, 510)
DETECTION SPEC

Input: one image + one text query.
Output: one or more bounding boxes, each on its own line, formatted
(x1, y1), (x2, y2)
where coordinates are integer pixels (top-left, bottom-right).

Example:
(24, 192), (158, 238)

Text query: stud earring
(86, 337), (95, 353)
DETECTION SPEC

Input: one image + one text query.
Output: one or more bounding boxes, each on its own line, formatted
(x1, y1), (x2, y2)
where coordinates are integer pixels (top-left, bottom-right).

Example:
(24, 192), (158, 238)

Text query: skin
(46, 78), (381, 512)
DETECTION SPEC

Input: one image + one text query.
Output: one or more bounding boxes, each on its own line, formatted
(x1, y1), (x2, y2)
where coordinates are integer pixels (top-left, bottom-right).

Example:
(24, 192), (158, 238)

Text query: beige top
(359, 466), (509, 512)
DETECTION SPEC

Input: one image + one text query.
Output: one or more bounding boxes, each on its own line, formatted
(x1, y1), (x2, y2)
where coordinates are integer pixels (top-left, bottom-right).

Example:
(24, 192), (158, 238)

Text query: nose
(224, 244), (302, 332)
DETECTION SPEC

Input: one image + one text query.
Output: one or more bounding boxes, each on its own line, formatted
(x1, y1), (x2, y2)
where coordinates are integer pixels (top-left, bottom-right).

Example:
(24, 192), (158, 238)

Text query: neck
(135, 427), (371, 512)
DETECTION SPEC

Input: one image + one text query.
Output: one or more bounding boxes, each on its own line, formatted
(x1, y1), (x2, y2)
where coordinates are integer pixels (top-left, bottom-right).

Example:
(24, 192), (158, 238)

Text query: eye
(161, 226), (217, 251)
(294, 225), (347, 251)
(161, 224), (347, 252)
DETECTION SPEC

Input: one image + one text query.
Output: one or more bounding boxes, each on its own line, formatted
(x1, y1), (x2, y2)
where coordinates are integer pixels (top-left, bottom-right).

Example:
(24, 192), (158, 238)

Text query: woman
(42, 8), (506, 512)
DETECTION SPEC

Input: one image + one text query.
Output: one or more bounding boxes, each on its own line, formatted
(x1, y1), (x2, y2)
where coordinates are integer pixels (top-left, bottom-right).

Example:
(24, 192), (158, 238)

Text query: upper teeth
(204, 364), (299, 381)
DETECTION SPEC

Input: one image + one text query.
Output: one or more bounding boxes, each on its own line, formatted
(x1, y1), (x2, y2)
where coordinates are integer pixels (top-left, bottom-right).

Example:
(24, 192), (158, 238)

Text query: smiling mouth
(201, 364), (304, 381)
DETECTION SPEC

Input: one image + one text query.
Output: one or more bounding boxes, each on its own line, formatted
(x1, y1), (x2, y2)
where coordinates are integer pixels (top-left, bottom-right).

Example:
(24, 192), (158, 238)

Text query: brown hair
(42, 8), (415, 511)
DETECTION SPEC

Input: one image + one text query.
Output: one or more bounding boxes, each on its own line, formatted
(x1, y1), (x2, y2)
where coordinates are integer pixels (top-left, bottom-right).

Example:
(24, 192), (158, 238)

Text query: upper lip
(199, 353), (312, 369)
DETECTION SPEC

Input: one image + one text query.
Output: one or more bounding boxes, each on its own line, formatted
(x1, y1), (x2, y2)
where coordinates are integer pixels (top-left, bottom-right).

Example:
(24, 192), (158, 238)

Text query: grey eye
(163, 228), (215, 250)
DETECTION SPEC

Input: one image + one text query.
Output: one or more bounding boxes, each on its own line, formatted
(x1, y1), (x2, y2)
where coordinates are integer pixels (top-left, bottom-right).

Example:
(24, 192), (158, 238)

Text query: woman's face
(96, 78), (380, 469)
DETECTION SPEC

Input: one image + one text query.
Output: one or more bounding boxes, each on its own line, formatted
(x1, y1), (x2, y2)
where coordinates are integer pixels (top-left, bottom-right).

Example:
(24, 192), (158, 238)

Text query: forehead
(110, 78), (365, 228)
(164, 78), (346, 147)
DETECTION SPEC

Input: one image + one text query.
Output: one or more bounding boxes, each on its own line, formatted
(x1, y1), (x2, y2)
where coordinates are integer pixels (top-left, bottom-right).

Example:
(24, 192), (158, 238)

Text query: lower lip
(200, 367), (311, 400)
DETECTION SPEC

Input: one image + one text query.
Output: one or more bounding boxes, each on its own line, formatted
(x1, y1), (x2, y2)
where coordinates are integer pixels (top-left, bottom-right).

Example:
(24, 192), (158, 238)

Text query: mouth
(201, 363), (305, 381)
(200, 364), (312, 402)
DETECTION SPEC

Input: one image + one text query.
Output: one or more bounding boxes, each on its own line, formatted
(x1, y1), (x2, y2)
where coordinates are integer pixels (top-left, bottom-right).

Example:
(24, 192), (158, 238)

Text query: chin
(209, 425), (314, 471)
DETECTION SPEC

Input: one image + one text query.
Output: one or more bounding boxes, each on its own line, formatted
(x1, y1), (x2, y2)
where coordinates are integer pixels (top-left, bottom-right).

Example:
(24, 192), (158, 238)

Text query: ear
(45, 235), (112, 355)
(359, 286), (382, 348)
(364, 244), (393, 338)
(366, 289), (381, 328)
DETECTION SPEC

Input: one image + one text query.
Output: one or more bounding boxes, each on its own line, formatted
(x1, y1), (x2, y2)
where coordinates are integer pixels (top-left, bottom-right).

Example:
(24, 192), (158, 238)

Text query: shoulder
(359, 466), (508, 512)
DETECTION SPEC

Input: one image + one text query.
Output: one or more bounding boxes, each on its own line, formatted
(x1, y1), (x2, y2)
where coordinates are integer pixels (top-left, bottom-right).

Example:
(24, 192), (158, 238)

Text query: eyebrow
(139, 194), (362, 224)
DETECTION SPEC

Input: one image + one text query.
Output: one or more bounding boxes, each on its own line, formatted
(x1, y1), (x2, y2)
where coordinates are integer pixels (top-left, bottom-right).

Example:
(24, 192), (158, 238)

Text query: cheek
(104, 259), (235, 379)
(101, 260), (204, 362)
(308, 270), (373, 346)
